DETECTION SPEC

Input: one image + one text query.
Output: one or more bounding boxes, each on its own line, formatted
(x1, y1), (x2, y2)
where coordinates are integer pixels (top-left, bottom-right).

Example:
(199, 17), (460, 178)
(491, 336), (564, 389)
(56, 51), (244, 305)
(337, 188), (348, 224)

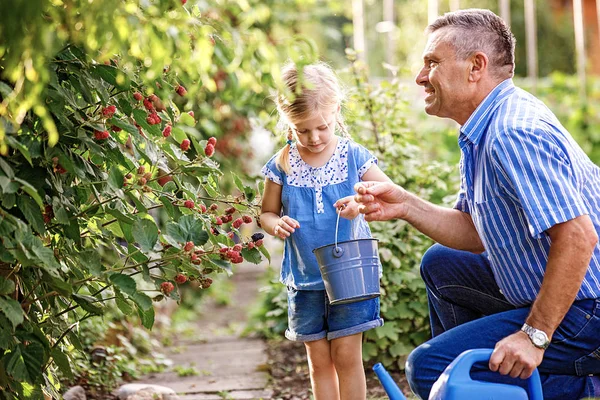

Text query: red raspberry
(255, 239), (264, 247)
(182, 0), (187, 4)
(242, 215), (253, 224)
(232, 256), (244, 264)
(175, 274), (187, 284)
(210, 203), (219, 211)
(215, 217), (223, 225)
(138, 177), (147, 185)
(199, 204), (207, 213)
(111, 125), (122, 132)
(232, 218), (243, 229)
(184, 241), (194, 252)
(225, 207), (236, 215)
(208, 137), (217, 146)
(147, 113), (161, 125)
(187, 111), (194, 118)
(204, 143), (215, 157)
(184, 200), (194, 209)
(137, 165), (145, 175)
(227, 231), (235, 239)
(181, 139), (191, 151)
(232, 244), (243, 252)
(219, 247), (229, 254)
(125, 173), (133, 179)
(247, 241), (255, 250)
(102, 105), (116, 118)
(176, 85), (187, 96)
(143, 99), (154, 111)
(162, 125), (172, 137)
(148, 94), (158, 102)
(161, 281), (175, 294)
(224, 215), (233, 223)
(133, 92), (143, 101)
(94, 130), (109, 140)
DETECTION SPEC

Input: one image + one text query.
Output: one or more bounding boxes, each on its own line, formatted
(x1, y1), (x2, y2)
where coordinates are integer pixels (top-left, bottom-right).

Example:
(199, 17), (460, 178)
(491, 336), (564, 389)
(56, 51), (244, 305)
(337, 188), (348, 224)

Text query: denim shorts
(284, 287), (384, 342)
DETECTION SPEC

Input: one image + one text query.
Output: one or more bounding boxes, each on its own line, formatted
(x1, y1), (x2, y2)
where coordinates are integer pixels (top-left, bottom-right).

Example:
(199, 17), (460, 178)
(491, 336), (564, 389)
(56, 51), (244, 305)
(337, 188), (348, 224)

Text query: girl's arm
(260, 178), (300, 239)
(334, 164), (391, 219)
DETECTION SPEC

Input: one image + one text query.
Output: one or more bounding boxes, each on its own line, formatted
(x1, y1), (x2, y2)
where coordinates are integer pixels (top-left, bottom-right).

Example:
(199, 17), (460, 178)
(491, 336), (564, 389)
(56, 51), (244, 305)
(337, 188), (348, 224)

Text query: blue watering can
(373, 348), (543, 400)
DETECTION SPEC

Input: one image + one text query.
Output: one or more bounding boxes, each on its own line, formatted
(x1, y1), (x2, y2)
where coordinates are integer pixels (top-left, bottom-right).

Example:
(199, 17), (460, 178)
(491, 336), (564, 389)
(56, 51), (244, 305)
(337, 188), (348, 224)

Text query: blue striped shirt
(455, 79), (600, 306)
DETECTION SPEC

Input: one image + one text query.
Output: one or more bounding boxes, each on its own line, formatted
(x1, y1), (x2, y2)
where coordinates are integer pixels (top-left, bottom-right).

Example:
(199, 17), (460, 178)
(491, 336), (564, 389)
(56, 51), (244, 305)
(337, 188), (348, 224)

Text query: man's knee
(420, 243), (454, 283)
(405, 343), (435, 399)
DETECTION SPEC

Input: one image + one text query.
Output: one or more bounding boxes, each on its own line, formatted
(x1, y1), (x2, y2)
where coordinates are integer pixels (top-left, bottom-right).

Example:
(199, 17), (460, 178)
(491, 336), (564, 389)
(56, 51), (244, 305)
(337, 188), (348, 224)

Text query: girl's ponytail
(275, 128), (293, 174)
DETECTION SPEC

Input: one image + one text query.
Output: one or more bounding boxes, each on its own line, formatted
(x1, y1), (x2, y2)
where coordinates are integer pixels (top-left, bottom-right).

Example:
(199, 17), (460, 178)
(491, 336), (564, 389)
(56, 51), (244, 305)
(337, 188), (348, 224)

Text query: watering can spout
(373, 363), (407, 400)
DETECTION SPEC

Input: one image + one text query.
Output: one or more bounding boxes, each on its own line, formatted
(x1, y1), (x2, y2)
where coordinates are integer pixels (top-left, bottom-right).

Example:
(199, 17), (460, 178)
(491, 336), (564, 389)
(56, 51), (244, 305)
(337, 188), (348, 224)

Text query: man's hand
(333, 196), (360, 220)
(354, 181), (408, 221)
(489, 331), (544, 379)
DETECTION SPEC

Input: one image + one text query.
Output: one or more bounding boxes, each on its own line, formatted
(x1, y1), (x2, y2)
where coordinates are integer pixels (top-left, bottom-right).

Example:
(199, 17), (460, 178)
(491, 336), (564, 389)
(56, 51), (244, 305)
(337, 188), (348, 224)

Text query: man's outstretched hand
(354, 181), (408, 222)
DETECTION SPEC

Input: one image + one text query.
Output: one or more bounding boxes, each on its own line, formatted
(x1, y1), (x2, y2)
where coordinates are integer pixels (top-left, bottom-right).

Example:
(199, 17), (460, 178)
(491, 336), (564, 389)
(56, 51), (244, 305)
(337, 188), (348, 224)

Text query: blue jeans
(285, 287), (384, 342)
(406, 244), (600, 400)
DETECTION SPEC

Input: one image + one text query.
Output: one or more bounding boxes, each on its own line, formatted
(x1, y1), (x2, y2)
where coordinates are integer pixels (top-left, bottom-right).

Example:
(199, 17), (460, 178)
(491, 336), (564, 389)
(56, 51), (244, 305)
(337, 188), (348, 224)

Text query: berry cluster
(94, 130), (110, 140)
(101, 105), (117, 118)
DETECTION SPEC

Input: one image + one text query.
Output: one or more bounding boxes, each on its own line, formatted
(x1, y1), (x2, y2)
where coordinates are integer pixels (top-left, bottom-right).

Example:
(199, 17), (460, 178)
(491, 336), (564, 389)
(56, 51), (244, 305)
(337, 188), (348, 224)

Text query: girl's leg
(304, 338), (340, 400)
(331, 332), (366, 400)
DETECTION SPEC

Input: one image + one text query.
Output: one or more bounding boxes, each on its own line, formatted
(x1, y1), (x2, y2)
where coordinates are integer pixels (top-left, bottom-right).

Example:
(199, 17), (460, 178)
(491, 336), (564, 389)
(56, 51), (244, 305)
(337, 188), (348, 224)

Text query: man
(355, 9), (600, 400)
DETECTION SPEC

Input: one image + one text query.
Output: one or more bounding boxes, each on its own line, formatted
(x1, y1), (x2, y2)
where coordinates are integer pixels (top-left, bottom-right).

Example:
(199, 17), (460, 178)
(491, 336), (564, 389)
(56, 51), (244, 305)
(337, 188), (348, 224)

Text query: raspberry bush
(0, 0), (317, 398)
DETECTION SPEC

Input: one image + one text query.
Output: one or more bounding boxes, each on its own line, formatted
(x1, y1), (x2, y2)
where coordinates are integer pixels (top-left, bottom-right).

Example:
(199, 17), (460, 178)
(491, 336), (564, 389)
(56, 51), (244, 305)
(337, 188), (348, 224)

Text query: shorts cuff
(327, 318), (384, 340)
(285, 328), (327, 342)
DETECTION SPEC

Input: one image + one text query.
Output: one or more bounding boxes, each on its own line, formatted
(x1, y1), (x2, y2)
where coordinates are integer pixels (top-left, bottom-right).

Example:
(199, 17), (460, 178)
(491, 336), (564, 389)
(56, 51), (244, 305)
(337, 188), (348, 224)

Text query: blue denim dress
(261, 137), (377, 290)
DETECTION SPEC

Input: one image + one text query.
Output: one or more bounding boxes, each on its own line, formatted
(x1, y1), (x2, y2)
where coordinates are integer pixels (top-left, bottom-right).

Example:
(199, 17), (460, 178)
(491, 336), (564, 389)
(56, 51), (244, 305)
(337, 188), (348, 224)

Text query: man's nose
(415, 68), (427, 86)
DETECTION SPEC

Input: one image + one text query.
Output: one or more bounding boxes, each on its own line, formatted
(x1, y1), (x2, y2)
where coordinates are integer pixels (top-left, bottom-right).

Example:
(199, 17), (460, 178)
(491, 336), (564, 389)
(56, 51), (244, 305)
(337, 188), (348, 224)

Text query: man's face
(415, 30), (471, 122)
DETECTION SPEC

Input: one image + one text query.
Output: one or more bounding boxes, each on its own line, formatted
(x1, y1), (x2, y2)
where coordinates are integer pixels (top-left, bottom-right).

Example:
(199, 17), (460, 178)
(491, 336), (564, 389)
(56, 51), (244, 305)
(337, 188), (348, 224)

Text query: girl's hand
(333, 196), (360, 220)
(273, 215), (300, 239)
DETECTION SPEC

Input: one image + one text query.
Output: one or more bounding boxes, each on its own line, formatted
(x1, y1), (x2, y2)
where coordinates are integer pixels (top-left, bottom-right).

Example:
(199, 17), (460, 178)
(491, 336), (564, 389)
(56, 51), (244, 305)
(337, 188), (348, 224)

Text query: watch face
(533, 331), (546, 346)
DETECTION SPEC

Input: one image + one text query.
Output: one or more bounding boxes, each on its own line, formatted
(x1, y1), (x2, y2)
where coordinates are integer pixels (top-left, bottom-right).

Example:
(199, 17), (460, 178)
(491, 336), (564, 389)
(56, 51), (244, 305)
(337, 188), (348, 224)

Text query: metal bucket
(312, 211), (381, 305)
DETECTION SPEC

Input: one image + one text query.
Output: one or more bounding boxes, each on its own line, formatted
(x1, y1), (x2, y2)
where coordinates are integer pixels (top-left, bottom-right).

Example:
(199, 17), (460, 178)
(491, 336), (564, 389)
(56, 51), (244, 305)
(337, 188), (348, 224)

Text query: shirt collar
(459, 79), (515, 145)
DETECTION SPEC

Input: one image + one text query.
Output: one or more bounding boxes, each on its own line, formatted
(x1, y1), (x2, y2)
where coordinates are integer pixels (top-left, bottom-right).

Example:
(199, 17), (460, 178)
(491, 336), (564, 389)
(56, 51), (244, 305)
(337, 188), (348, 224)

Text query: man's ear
(468, 52), (488, 82)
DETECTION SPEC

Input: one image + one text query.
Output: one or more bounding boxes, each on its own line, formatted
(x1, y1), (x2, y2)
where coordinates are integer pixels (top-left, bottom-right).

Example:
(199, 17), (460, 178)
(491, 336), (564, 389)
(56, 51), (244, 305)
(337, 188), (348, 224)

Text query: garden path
(131, 260), (274, 400)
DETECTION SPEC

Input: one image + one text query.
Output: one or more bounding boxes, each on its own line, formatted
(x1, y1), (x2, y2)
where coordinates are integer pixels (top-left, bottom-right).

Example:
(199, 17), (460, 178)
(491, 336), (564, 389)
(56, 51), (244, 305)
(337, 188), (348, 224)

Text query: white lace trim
(358, 158), (377, 178)
(261, 165), (283, 185)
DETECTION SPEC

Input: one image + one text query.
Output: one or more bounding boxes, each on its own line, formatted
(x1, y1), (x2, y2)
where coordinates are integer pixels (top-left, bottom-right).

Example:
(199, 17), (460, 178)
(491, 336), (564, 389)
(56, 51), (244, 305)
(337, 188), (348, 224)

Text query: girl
(260, 62), (391, 400)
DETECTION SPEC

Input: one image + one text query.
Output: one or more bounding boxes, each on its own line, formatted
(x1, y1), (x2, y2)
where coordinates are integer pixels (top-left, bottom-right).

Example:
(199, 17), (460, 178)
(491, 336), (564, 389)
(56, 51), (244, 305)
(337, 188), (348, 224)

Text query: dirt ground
(266, 338), (412, 400)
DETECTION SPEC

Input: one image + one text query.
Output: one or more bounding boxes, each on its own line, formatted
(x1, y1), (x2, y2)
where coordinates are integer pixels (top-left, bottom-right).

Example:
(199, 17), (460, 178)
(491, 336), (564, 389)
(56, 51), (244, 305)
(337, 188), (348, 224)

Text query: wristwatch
(521, 323), (550, 349)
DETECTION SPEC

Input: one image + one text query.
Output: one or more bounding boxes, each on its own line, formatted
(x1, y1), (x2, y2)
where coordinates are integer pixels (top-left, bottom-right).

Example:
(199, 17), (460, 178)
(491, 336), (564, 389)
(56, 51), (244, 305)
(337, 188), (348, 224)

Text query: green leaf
(3, 342), (45, 383)
(91, 65), (130, 90)
(258, 244), (271, 264)
(178, 113), (195, 127)
(0, 158), (14, 179)
(131, 292), (153, 311)
(0, 277), (15, 296)
(50, 348), (73, 380)
(0, 314), (15, 349)
(132, 109), (161, 137)
(241, 247), (262, 264)
(5, 137), (32, 166)
(171, 127), (188, 144)
(14, 178), (44, 208)
(109, 274), (137, 296)
(159, 196), (180, 220)
(137, 303), (155, 329)
(0, 297), (24, 329)
(30, 244), (60, 270)
(107, 167), (124, 190)
(132, 218), (158, 252)
(106, 208), (135, 224)
(16, 196), (44, 234)
(179, 215), (209, 245)
(115, 290), (134, 315)
(46, 276), (72, 297)
(54, 207), (69, 225)
(80, 250), (103, 276)
(72, 294), (104, 316)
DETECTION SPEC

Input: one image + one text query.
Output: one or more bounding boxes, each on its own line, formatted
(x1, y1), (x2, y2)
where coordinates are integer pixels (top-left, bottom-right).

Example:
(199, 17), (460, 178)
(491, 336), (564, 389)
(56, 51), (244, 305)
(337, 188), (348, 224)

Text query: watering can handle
(446, 349), (543, 400)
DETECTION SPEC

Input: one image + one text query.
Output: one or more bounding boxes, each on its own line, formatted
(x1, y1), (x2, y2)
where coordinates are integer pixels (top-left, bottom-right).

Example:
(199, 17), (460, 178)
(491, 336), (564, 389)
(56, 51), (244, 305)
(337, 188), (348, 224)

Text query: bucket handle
(333, 205), (358, 258)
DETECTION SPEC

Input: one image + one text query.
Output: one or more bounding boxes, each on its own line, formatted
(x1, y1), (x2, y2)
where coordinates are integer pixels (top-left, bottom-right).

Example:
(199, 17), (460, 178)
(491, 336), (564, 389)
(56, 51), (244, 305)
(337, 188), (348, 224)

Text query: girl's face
(291, 108), (338, 154)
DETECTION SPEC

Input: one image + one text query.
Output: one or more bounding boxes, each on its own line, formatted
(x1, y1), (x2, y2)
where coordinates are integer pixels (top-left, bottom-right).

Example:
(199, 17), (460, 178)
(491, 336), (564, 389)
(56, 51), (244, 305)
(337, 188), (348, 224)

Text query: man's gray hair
(427, 9), (516, 78)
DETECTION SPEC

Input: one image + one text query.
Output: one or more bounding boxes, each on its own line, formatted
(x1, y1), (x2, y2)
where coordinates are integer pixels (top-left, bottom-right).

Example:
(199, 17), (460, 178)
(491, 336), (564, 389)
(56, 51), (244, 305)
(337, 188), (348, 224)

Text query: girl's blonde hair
(275, 62), (349, 174)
